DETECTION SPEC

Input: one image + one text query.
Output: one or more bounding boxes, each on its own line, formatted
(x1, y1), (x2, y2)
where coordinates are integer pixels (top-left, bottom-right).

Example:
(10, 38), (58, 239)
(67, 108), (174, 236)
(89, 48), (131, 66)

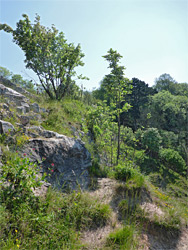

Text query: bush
(0, 154), (44, 212)
(141, 127), (162, 154)
(114, 162), (137, 182)
(159, 148), (186, 174)
(106, 225), (137, 249)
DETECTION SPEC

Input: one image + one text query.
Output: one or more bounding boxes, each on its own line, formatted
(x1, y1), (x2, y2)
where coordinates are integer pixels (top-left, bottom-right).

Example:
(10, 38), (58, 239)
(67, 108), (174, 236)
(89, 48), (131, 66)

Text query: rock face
(0, 83), (28, 103)
(0, 80), (91, 191)
(22, 136), (91, 190)
(0, 120), (15, 134)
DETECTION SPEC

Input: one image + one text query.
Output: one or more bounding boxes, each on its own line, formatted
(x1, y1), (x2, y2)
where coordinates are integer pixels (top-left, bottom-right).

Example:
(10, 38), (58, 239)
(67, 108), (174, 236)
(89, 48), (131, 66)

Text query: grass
(40, 97), (89, 137)
(0, 152), (111, 250)
(0, 186), (111, 249)
(106, 225), (138, 250)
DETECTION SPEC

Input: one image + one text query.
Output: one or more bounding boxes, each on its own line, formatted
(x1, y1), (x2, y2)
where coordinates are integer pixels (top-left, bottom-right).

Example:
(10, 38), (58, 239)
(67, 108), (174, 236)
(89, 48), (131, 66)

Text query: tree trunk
(117, 113), (120, 165)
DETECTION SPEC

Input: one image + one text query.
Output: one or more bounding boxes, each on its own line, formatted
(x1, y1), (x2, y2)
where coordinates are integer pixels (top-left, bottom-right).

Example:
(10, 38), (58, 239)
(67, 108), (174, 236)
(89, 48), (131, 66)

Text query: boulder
(40, 107), (47, 113)
(17, 106), (25, 114)
(20, 116), (30, 126)
(3, 104), (9, 111)
(0, 83), (28, 103)
(0, 76), (36, 99)
(21, 102), (30, 113)
(31, 103), (40, 113)
(22, 136), (91, 190)
(0, 120), (15, 134)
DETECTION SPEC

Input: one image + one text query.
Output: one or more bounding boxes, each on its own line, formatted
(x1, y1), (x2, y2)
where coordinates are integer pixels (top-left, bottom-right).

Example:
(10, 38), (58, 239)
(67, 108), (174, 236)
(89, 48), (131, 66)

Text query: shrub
(0, 154), (44, 212)
(106, 225), (137, 249)
(141, 127), (162, 154)
(159, 148), (186, 174)
(114, 162), (137, 182)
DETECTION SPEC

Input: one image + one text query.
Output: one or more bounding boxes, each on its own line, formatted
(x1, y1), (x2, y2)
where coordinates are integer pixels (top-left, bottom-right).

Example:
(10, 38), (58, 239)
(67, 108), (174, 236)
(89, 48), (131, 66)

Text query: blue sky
(0, 0), (188, 90)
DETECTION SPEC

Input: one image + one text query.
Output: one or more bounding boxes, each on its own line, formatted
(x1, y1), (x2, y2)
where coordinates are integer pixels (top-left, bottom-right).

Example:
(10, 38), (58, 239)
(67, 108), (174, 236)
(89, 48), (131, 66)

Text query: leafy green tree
(142, 128), (162, 156)
(149, 91), (188, 133)
(103, 48), (131, 164)
(11, 74), (35, 90)
(0, 14), (86, 100)
(11, 74), (23, 84)
(125, 78), (157, 131)
(159, 148), (186, 174)
(0, 66), (12, 79)
(154, 73), (177, 94)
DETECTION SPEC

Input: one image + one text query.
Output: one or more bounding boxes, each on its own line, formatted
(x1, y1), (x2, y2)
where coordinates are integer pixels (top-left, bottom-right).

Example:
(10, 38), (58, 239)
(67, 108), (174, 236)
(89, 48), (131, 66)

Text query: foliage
(125, 77), (157, 130)
(106, 225), (137, 249)
(149, 91), (188, 133)
(0, 152), (111, 249)
(0, 66), (12, 79)
(114, 162), (137, 182)
(154, 73), (177, 94)
(159, 148), (186, 174)
(102, 48), (132, 163)
(0, 154), (44, 213)
(141, 127), (162, 155)
(114, 162), (145, 189)
(11, 74), (35, 90)
(41, 97), (87, 136)
(0, 14), (87, 100)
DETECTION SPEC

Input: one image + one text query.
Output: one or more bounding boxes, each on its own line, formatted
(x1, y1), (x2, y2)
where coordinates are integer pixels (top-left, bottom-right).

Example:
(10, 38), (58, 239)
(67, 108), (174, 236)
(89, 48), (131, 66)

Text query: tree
(142, 128), (162, 156)
(154, 73), (177, 94)
(103, 48), (131, 164)
(0, 14), (87, 100)
(125, 78), (157, 131)
(0, 66), (12, 79)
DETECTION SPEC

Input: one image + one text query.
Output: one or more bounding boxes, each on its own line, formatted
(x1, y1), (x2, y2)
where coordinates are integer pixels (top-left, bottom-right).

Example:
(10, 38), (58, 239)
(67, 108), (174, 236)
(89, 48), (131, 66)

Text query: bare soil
(80, 178), (188, 250)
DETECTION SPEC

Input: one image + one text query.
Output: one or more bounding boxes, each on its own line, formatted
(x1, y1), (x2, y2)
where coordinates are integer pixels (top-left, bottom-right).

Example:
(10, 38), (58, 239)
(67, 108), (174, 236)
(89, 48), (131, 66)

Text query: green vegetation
(106, 225), (138, 249)
(0, 13), (188, 249)
(0, 155), (111, 249)
(0, 14), (87, 100)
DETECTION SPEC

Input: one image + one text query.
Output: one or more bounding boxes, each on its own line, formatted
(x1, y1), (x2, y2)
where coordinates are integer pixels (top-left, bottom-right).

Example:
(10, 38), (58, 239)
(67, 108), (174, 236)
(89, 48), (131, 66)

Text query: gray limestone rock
(0, 83), (28, 103)
(31, 103), (40, 113)
(21, 102), (30, 113)
(40, 107), (46, 113)
(0, 120), (15, 134)
(20, 116), (30, 126)
(3, 104), (9, 111)
(22, 136), (91, 190)
(17, 106), (25, 114)
(0, 146), (2, 157)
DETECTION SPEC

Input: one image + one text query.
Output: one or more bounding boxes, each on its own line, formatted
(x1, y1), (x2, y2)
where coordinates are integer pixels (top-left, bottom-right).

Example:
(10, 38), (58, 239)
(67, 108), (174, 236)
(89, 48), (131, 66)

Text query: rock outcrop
(22, 137), (91, 190)
(0, 83), (28, 103)
(0, 120), (15, 134)
(0, 80), (92, 191)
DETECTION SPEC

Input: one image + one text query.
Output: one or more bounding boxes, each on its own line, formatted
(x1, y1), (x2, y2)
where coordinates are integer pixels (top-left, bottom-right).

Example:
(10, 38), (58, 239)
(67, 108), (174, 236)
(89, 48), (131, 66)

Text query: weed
(106, 225), (138, 250)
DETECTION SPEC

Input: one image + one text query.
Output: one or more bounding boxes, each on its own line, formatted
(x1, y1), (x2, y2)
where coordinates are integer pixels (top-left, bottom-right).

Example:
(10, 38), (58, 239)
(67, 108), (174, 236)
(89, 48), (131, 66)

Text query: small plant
(16, 134), (30, 148)
(106, 225), (137, 249)
(0, 154), (45, 212)
(114, 162), (145, 189)
(114, 162), (136, 182)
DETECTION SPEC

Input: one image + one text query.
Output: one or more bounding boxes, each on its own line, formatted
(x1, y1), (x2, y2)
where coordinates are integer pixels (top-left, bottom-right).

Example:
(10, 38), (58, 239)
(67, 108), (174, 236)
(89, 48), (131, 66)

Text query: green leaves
(0, 14), (86, 100)
(103, 49), (132, 164)
(0, 154), (43, 212)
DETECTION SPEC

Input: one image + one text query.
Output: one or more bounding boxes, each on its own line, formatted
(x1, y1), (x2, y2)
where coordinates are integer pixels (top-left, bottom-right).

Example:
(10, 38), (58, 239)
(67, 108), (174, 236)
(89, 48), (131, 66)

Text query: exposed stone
(0, 146), (2, 157)
(0, 120), (15, 134)
(40, 107), (46, 113)
(0, 83), (28, 103)
(20, 116), (30, 126)
(31, 103), (40, 113)
(17, 106), (25, 114)
(3, 103), (9, 110)
(21, 102), (30, 113)
(0, 76), (36, 99)
(22, 136), (91, 190)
